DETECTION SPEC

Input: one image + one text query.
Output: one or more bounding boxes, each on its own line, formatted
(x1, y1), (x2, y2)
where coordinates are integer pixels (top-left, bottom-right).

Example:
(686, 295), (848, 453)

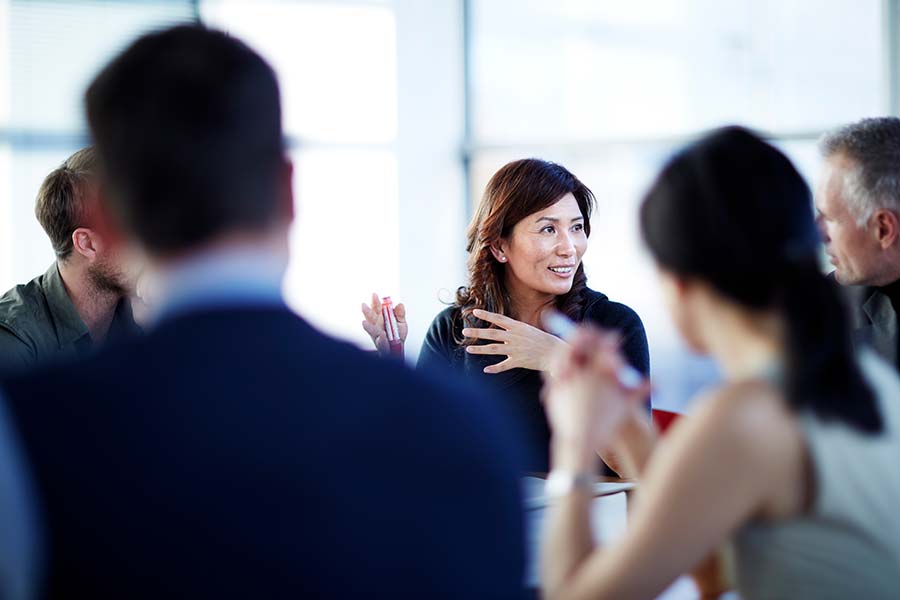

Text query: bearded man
(0, 146), (141, 371)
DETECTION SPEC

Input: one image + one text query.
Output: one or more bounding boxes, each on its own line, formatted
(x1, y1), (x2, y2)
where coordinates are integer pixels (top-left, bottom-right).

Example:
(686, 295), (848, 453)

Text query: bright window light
(201, 1), (397, 144)
(284, 148), (399, 346)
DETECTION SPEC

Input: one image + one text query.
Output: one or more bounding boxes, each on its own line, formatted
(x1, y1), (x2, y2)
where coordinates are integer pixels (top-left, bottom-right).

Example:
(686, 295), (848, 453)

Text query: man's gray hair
(819, 117), (900, 227)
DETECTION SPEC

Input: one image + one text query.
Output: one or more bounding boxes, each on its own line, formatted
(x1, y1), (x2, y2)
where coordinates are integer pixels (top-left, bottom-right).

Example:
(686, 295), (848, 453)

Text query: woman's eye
(572, 223), (584, 232)
(540, 225), (555, 234)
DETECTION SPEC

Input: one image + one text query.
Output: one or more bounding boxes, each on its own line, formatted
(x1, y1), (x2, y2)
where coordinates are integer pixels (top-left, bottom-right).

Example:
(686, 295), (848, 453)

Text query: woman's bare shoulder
(672, 379), (807, 517)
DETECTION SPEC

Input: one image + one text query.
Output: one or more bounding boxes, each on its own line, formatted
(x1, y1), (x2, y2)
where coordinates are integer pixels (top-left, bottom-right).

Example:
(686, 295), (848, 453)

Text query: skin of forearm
(599, 414), (657, 478)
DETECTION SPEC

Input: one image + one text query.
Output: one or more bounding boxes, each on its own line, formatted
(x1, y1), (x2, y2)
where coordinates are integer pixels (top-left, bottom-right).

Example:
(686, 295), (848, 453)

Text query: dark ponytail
(641, 126), (881, 433)
(780, 261), (881, 431)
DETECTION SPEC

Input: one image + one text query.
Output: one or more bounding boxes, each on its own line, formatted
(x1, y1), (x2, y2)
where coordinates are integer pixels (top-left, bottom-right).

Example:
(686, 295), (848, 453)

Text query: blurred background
(0, 0), (891, 410)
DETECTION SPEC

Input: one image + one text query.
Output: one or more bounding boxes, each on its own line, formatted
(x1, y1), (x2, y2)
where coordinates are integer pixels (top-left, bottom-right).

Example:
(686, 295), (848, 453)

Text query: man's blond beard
(87, 258), (128, 297)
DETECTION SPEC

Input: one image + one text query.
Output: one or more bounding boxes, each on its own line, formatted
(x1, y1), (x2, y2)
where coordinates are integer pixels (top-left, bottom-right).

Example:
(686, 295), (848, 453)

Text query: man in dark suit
(0, 25), (525, 598)
(817, 117), (900, 369)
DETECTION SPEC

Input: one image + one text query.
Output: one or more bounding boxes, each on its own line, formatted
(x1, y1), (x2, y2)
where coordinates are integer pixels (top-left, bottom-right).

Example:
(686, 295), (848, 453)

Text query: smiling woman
(363, 158), (650, 474)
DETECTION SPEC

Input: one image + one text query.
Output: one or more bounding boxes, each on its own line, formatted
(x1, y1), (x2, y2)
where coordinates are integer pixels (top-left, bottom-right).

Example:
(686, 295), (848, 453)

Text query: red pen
(381, 296), (404, 357)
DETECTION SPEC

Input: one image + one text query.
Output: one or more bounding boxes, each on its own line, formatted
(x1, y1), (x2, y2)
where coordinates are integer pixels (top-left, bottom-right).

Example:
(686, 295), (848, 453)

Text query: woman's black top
(417, 288), (650, 474)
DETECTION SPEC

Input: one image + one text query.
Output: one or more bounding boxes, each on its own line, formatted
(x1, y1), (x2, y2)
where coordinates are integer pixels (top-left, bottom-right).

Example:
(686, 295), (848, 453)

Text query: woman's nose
(557, 232), (576, 256)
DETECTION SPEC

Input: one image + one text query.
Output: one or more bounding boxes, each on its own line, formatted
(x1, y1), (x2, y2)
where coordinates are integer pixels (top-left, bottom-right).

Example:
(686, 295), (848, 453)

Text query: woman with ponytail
(361, 158), (649, 474)
(540, 127), (900, 599)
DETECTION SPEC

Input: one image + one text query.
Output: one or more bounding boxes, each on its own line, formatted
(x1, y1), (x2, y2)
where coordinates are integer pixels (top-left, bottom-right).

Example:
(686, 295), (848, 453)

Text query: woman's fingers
(361, 319), (383, 340)
(472, 308), (517, 329)
(461, 327), (507, 342)
(566, 327), (622, 373)
(361, 296), (387, 351)
(394, 303), (409, 342)
(554, 326), (644, 395)
(484, 358), (515, 374)
(565, 327), (605, 370)
(629, 379), (653, 405)
(362, 294), (411, 351)
(465, 343), (508, 356)
(361, 302), (378, 324)
(361, 320), (388, 353)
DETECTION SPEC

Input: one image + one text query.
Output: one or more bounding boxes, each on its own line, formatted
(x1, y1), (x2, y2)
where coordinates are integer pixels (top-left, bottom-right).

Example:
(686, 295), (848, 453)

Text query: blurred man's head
(35, 146), (139, 295)
(816, 117), (900, 286)
(85, 25), (293, 261)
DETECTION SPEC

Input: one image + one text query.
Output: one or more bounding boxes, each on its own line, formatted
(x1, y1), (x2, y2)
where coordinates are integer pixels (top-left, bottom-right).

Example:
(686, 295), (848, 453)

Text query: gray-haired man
(816, 117), (900, 367)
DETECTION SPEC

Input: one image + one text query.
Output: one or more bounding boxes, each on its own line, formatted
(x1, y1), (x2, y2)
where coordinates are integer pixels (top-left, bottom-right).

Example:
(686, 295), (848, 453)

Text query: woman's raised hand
(462, 308), (567, 374)
(360, 293), (408, 355)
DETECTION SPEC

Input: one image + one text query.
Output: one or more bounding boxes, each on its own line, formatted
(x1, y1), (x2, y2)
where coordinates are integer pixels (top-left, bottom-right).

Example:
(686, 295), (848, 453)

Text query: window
(0, 0), (195, 288)
(201, 1), (402, 344)
(0, 0), (465, 356)
(0, 0), (888, 383)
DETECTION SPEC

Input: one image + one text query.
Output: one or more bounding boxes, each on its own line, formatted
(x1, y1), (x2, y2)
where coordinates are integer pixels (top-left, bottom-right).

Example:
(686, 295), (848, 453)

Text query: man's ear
(71, 227), (101, 262)
(278, 158), (295, 224)
(873, 209), (900, 250)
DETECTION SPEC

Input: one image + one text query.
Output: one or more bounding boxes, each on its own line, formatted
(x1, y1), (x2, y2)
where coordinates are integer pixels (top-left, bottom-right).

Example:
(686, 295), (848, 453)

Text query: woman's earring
(499, 256), (507, 262)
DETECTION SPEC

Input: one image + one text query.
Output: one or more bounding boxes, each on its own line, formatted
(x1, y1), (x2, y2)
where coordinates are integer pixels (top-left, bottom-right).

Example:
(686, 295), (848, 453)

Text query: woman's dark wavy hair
(640, 126), (881, 432)
(454, 158), (596, 343)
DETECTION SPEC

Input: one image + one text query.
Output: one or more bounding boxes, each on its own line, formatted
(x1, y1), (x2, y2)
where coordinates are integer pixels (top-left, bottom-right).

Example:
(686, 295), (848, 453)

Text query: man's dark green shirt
(0, 263), (140, 372)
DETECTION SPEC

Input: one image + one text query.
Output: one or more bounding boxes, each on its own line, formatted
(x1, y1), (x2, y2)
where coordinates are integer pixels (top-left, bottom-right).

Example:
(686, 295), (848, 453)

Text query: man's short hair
(819, 117), (900, 227)
(85, 25), (285, 255)
(35, 146), (98, 260)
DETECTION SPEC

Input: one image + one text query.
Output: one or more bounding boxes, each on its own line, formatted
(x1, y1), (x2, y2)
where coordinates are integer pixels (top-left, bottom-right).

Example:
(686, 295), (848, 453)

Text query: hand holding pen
(361, 293), (407, 357)
(542, 312), (651, 467)
(544, 311), (644, 389)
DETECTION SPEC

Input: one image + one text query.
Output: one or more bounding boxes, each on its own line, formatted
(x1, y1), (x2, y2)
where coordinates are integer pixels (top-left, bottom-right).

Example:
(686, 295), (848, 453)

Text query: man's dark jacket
(1, 305), (526, 598)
